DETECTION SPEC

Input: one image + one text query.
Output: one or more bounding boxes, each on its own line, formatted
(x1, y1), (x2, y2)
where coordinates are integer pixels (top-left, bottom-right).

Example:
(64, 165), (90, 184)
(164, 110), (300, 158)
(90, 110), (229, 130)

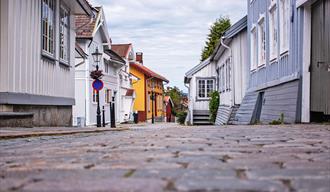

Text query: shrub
(209, 91), (220, 123)
(269, 113), (285, 125)
(176, 111), (187, 125)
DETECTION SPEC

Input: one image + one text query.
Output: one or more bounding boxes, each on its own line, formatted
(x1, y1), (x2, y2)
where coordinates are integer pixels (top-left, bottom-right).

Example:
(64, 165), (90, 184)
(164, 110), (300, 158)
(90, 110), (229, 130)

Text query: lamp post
(91, 48), (103, 127)
(110, 91), (116, 128)
(151, 81), (155, 124)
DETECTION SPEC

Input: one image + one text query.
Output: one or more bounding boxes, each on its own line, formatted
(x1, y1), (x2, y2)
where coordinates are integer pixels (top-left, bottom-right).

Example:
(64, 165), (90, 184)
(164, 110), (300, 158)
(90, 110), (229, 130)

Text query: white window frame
(196, 78), (215, 100)
(250, 25), (258, 71)
(258, 15), (266, 67)
(41, 0), (56, 58)
(59, 3), (70, 64)
(269, 1), (278, 61)
(279, 0), (290, 54)
(105, 89), (111, 104)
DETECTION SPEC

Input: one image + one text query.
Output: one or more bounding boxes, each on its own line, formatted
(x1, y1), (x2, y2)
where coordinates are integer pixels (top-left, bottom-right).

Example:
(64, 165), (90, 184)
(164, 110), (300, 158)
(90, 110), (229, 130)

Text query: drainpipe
(220, 37), (234, 106)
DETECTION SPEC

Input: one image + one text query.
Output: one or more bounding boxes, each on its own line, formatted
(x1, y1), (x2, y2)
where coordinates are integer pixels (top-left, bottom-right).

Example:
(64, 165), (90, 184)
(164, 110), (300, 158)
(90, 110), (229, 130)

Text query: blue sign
(92, 79), (104, 91)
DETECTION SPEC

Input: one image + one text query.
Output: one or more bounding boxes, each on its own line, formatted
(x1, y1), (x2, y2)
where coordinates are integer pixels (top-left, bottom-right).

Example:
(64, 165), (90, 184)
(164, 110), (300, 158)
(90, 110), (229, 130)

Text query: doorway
(310, 0), (330, 122)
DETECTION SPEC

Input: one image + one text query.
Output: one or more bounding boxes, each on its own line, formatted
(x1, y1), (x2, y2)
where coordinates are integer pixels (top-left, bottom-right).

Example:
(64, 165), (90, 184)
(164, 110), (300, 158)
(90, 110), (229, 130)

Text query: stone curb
(0, 127), (129, 140)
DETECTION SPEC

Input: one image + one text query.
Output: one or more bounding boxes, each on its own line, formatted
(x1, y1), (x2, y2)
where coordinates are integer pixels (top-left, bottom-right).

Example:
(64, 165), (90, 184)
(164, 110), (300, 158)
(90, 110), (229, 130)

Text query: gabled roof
(184, 57), (212, 83)
(111, 44), (132, 58)
(212, 16), (247, 61)
(75, 6), (110, 45)
(223, 15), (247, 39)
(164, 96), (174, 107)
(104, 49), (126, 65)
(130, 63), (169, 83)
(75, 14), (97, 38)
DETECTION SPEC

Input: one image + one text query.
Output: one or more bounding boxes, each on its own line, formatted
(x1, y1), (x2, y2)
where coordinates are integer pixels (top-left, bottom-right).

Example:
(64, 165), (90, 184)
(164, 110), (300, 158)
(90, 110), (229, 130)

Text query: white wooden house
(73, 6), (125, 126)
(184, 58), (217, 125)
(184, 16), (248, 125)
(111, 44), (136, 123)
(213, 16), (248, 125)
(0, 0), (93, 127)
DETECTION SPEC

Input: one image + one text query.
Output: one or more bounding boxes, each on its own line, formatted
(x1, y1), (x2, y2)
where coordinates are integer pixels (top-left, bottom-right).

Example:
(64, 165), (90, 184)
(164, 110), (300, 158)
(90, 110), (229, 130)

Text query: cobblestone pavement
(0, 124), (330, 192)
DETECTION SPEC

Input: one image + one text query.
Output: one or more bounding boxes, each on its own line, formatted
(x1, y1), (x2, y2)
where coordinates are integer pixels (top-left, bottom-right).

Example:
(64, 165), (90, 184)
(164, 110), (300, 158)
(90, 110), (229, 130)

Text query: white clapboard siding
(216, 29), (248, 107)
(0, 0), (75, 99)
(190, 62), (216, 111)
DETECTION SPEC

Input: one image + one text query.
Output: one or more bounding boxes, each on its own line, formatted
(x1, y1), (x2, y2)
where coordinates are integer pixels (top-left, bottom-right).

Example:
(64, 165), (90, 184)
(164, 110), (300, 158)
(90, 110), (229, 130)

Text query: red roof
(164, 96), (174, 107)
(75, 14), (97, 38)
(125, 88), (135, 97)
(111, 44), (132, 58)
(130, 63), (169, 83)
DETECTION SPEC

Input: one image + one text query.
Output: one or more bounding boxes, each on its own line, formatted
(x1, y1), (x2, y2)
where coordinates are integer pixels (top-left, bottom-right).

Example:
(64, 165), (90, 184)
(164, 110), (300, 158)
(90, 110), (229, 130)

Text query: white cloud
(89, 0), (246, 91)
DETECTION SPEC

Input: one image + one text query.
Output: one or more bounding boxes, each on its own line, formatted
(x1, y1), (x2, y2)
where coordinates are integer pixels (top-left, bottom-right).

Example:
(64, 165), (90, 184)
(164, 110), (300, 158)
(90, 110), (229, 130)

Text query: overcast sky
(89, 0), (247, 91)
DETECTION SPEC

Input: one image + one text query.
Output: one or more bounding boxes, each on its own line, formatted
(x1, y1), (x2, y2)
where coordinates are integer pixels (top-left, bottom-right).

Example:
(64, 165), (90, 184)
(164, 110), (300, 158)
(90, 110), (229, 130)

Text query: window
(220, 66), (225, 92)
(92, 89), (97, 103)
(250, 26), (258, 70)
(258, 16), (266, 66)
(226, 58), (231, 91)
(269, 2), (278, 60)
(42, 0), (55, 56)
(197, 79), (214, 99)
(279, 0), (290, 53)
(59, 4), (70, 63)
(104, 59), (109, 74)
(147, 92), (150, 112)
(105, 89), (111, 103)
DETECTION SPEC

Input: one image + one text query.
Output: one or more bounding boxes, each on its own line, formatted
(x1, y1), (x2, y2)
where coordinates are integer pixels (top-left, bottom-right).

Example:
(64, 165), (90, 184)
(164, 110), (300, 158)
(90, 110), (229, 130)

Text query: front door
(310, 0), (330, 121)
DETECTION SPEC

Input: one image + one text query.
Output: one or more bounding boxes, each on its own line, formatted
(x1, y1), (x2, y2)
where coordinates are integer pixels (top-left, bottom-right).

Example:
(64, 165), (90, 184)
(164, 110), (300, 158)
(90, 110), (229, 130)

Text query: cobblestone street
(1, 124), (330, 192)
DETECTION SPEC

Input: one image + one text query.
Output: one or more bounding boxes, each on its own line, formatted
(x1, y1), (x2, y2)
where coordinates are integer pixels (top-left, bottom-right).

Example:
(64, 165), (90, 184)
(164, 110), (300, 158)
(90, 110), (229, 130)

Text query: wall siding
(260, 80), (299, 123)
(248, 0), (300, 89)
(237, 0), (302, 124)
(0, 0), (74, 99)
(190, 62), (216, 111)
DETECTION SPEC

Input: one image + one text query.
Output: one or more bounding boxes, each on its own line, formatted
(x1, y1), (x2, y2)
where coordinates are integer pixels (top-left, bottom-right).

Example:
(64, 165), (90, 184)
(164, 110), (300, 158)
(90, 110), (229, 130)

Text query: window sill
(280, 50), (289, 57)
(257, 64), (266, 69)
(41, 52), (56, 63)
(59, 60), (71, 68)
(269, 58), (277, 64)
(250, 69), (257, 73)
(196, 97), (211, 101)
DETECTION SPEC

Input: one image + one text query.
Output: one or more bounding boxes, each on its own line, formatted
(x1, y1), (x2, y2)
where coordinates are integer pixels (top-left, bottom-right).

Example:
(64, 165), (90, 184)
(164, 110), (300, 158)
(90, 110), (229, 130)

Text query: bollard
(102, 106), (105, 127)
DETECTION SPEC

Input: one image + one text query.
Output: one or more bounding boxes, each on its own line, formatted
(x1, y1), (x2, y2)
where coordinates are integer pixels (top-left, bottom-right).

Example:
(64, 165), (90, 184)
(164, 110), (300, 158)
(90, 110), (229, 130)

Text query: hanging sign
(92, 79), (104, 91)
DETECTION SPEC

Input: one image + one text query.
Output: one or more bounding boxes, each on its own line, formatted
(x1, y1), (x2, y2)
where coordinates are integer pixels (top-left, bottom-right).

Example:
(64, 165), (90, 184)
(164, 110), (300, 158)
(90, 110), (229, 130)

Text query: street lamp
(110, 91), (116, 128)
(91, 48), (103, 127)
(151, 80), (155, 124)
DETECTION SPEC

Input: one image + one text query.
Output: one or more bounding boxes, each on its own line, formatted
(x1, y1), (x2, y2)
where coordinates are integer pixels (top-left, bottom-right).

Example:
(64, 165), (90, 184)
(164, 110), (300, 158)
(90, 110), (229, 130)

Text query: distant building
(130, 53), (169, 122)
(111, 44), (136, 123)
(0, 0), (93, 127)
(73, 6), (125, 126)
(164, 96), (175, 122)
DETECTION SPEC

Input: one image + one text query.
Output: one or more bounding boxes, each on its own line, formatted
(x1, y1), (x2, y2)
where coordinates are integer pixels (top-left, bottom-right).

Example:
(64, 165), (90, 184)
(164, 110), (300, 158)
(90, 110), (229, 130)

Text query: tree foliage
(201, 16), (231, 61)
(165, 86), (187, 115)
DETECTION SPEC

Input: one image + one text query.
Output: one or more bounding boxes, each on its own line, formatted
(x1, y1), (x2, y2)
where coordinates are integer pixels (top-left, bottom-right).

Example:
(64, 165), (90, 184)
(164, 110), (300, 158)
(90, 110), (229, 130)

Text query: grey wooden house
(234, 0), (329, 124)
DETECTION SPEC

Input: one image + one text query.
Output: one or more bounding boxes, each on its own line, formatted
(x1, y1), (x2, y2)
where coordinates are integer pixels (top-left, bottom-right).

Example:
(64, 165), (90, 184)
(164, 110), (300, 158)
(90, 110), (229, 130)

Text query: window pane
(198, 80), (205, 98)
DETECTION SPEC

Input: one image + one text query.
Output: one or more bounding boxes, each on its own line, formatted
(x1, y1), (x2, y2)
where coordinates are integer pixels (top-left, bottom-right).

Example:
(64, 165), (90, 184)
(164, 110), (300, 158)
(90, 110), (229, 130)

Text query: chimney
(136, 52), (143, 64)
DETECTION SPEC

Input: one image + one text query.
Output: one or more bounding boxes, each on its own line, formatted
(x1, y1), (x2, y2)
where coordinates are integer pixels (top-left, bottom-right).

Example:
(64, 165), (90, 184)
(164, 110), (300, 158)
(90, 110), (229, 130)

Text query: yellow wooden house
(130, 53), (169, 122)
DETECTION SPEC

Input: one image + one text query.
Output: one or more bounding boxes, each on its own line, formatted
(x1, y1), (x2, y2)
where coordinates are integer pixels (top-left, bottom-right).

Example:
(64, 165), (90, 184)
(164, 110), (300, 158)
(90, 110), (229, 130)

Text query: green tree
(165, 86), (186, 115)
(201, 16), (231, 61)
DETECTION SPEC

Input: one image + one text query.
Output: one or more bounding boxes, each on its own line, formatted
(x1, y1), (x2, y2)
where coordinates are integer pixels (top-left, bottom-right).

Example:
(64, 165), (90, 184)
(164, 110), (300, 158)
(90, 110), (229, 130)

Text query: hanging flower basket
(90, 70), (104, 79)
